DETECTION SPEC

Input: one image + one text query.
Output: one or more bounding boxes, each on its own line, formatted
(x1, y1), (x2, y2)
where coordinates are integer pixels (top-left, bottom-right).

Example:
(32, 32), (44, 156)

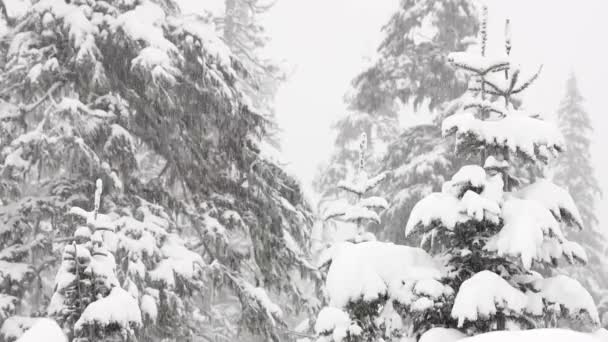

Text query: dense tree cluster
(0, 0), (317, 341)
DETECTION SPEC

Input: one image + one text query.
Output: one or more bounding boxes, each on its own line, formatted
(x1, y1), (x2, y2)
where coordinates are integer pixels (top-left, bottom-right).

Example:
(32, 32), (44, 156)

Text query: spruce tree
(553, 73), (608, 324)
(407, 11), (599, 334)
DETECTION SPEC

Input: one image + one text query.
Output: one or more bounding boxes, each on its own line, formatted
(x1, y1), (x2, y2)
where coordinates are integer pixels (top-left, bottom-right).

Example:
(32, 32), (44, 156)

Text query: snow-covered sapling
(49, 179), (141, 341)
(322, 133), (389, 242)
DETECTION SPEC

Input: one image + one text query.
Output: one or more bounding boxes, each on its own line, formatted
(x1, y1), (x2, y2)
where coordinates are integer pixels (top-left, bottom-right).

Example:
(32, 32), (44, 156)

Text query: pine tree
(553, 73), (608, 325)
(314, 0), (479, 242)
(321, 133), (389, 244)
(407, 10), (599, 334)
(0, 0), (317, 341)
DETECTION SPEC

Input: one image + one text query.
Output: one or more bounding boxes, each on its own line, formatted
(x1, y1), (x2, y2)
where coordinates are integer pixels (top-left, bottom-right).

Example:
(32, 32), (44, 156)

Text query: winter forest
(0, 0), (606, 341)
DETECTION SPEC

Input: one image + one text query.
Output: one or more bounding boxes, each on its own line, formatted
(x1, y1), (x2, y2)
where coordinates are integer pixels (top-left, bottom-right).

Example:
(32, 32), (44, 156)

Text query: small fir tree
(321, 133), (389, 243)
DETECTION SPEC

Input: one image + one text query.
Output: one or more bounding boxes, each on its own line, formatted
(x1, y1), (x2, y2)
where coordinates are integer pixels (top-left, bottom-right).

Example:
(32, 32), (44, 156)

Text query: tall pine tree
(553, 73), (608, 325)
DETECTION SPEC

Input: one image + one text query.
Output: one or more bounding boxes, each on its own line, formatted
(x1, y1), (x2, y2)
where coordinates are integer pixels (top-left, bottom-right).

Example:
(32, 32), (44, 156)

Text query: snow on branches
(322, 133), (389, 241)
(49, 179), (141, 340)
(402, 9), (599, 335)
(314, 241), (451, 341)
(408, 160), (588, 269)
(443, 13), (562, 165)
(451, 271), (598, 331)
(0, 0), (314, 341)
(451, 271), (528, 328)
(442, 111), (564, 164)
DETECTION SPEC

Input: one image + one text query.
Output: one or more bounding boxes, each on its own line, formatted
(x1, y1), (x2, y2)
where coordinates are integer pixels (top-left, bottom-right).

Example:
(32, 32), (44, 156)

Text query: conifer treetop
(322, 133), (389, 239)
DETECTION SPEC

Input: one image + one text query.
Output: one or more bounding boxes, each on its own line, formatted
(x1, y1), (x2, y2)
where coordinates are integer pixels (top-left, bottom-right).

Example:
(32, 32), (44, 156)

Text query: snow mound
(451, 271), (527, 327)
(325, 241), (443, 308)
(1, 316), (38, 341)
(419, 327), (466, 342)
(16, 318), (66, 342)
(460, 328), (597, 342)
(592, 328), (608, 340)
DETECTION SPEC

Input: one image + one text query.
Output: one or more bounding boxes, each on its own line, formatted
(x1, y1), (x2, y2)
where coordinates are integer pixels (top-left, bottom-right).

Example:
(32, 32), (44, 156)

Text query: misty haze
(0, 0), (606, 341)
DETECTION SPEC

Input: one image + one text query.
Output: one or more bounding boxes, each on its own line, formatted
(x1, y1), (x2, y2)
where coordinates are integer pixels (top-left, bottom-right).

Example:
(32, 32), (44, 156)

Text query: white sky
(263, 0), (608, 226)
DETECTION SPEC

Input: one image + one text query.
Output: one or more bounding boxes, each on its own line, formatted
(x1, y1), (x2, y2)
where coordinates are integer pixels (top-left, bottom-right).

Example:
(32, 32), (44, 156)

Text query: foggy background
(263, 0), (608, 229)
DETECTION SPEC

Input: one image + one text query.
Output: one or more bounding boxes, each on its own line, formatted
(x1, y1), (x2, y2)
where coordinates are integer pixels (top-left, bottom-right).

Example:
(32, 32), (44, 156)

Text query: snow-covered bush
(314, 241), (452, 341)
(314, 137), (453, 341)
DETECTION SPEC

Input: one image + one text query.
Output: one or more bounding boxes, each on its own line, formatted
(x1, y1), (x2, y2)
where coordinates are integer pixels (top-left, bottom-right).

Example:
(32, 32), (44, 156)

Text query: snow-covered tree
(406, 11), (599, 335)
(312, 241), (452, 342)
(321, 133), (389, 244)
(313, 112), (398, 202)
(0, 0), (317, 340)
(552, 73), (608, 325)
(312, 140), (455, 342)
(49, 179), (142, 341)
(314, 0), (479, 243)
